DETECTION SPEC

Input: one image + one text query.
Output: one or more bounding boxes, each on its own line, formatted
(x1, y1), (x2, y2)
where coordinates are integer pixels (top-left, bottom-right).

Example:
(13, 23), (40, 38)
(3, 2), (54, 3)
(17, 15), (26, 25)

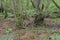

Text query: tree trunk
(31, 0), (44, 26)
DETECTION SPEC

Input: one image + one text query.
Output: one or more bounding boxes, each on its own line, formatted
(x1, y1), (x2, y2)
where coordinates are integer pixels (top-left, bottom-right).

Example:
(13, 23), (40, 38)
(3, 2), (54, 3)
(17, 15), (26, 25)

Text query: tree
(10, 0), (25, 28)
(30, 0), (52, 26)
(31, 0), (44, 26)
(0, 0), (8, 19)
(10, 0), (24, 40)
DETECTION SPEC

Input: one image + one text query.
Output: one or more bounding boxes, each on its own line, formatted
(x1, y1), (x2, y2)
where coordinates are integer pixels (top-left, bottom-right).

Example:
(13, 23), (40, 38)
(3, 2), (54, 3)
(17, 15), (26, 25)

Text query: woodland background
(0, 0), (60, 40)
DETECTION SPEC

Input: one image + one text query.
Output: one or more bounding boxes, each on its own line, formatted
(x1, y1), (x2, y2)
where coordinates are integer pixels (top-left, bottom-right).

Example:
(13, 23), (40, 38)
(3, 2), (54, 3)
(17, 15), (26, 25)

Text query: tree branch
(52, 0), (60, 9)
(31, 0), (35, 8)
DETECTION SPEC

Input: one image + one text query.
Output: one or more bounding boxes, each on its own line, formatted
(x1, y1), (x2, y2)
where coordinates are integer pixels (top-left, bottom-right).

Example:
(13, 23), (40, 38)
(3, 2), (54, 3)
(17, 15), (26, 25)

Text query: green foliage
(6, 28), (13, 34)
(50, 33), (60, 40)
(52, 18), (60, 22)
(0, 0), (60, 18)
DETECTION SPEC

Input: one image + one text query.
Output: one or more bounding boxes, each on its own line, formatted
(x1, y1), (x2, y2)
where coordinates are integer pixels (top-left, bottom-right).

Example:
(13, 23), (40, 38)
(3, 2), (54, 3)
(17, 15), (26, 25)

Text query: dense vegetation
(0, 0), (60, 40)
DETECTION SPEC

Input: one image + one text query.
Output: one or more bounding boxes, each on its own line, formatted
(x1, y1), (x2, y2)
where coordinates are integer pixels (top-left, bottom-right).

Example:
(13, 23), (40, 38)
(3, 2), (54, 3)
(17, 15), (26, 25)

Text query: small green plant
(6, 28), (13, 34)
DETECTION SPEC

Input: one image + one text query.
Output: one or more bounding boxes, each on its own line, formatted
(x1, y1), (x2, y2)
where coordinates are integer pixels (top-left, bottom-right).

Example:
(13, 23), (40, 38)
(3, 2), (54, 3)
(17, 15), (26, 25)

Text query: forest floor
(19, 18), (60, 40)
(0, 18), (60, 40)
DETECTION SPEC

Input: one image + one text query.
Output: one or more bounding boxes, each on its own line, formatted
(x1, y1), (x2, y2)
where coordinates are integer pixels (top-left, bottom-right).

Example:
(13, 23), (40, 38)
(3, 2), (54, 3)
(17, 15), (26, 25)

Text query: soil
(0, 20), (15, 35)
(0, 18), (60, 40)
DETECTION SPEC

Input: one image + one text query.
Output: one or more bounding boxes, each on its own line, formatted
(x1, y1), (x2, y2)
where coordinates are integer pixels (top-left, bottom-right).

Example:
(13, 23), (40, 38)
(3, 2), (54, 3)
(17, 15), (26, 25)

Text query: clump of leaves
(6, 28), (13, 34)
(50, 33), (60, 40)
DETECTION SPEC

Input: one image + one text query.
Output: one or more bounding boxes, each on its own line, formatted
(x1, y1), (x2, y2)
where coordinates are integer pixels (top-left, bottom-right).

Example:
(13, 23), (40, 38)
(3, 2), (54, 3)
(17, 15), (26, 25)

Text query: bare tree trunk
(0, 0), (8, 19)
(35, 0), (41, 10)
